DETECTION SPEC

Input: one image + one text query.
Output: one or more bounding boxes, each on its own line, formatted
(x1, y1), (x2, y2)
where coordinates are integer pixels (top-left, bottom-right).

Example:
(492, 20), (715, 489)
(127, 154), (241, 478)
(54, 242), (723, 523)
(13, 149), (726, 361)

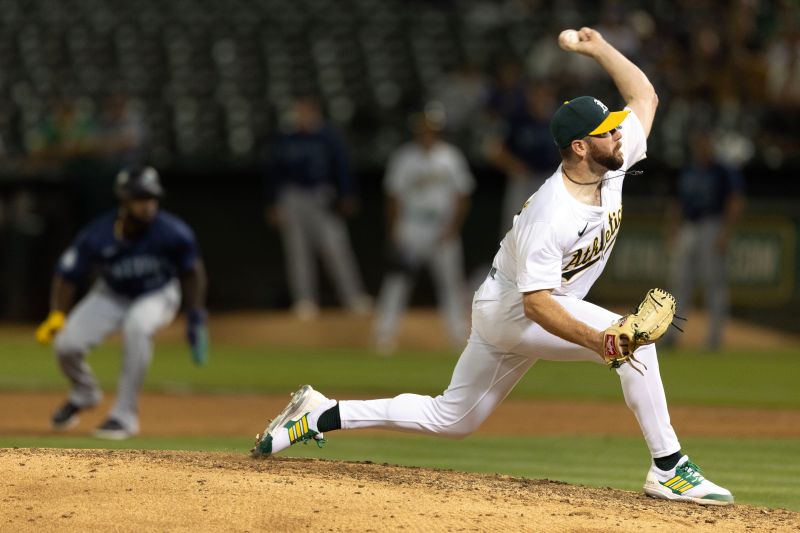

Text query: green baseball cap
(550, 96), (630, 148)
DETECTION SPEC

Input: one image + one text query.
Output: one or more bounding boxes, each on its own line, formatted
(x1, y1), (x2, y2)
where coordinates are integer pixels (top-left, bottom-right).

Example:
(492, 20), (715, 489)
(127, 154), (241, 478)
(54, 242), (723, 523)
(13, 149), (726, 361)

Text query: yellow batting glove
(35, 311), (66, 345)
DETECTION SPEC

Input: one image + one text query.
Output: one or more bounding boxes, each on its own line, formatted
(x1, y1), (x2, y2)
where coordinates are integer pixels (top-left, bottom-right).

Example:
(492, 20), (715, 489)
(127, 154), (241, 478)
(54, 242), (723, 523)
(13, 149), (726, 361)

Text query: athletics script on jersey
(562, 207), (622, 281)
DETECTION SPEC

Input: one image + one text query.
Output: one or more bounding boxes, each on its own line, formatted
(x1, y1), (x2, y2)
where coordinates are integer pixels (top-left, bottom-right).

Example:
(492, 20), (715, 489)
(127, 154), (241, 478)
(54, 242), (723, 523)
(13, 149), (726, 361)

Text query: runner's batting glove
(602, 288), (682, 375)
(187, 308), (209, 366)
(35, 310), (66, 345)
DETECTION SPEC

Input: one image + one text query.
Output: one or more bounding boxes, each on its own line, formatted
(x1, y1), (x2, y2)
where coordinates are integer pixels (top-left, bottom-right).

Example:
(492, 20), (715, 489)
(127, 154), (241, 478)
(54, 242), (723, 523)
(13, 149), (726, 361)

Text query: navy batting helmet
(114, 166), (164, 200)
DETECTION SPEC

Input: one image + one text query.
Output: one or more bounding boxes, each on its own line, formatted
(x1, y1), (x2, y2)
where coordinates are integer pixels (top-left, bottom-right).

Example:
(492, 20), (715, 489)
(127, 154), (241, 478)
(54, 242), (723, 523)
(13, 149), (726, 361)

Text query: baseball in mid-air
(558, 29), (580, 50)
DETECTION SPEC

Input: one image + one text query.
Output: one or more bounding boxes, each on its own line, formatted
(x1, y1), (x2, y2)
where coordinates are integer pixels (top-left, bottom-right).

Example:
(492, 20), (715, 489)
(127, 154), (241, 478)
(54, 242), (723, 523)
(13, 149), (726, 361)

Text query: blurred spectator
(485, 59), (526, 120)
(27, 97), (97, 161)
(74, 92), (148, 221)
(763, 11), (800, 162)
(263, 96), (371, 320)
(664, 129), (746, 351)
(596, 1), (643, 60)
(97, 92), (147, 168)
(29, 97), (113, 222)
(485, 81), (560, 235)
(432, 63), (488, 155)
(373, 111), (474, 354)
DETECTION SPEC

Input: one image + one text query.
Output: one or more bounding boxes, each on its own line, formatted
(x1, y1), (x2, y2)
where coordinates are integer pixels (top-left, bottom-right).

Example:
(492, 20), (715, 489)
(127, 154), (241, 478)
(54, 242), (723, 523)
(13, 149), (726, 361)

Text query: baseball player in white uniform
(252, 28), (733, 506)
(373, 113), (474, 353)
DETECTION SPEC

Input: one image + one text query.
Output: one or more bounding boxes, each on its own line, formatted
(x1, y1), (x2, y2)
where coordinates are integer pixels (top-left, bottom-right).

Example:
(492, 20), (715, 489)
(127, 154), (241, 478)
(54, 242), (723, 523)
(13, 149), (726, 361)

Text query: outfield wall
(2, 168), (799, 333)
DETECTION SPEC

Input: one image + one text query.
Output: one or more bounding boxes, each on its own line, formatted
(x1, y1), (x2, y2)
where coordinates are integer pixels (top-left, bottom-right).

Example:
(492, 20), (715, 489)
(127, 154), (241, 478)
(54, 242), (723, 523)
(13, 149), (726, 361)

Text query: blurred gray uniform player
(36, 167), (208, 439)
(486, 82), (561, 235)
(374, 113), (474, 353)
(264, 97), (370, 320)
(253, 28), (733, 507)
(665, 130), (745, 350)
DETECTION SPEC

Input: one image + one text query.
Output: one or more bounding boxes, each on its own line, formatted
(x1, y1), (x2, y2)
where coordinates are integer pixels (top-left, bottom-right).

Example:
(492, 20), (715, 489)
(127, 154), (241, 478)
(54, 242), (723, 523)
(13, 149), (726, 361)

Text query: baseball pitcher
(36, 166), (208, 439)
(251, 28), (733, 506)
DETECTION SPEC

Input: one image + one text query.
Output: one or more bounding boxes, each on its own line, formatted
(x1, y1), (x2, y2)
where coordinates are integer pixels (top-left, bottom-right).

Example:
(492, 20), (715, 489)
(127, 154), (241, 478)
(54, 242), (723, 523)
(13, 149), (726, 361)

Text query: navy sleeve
(326, 127), (356, 197)
(175, 227), (200, 273)
(56, 228), (96, 283)
(169, 220), (200, 273)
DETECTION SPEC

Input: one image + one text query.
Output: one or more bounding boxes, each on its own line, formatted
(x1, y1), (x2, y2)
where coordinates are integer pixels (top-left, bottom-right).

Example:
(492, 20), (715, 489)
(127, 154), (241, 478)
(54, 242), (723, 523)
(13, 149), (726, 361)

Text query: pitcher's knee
(616, 344), (658, 375)
(440, 422), (476, 440)
(635, 343), (658, 363)
(430, 398), (482, 439)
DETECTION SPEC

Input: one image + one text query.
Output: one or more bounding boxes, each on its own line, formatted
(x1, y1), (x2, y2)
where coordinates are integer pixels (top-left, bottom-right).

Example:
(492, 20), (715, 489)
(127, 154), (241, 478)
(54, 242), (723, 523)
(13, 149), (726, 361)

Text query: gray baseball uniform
(53, 209), (199, 434)
(265, 117), (369, 317)
(668, 160), (744, 350)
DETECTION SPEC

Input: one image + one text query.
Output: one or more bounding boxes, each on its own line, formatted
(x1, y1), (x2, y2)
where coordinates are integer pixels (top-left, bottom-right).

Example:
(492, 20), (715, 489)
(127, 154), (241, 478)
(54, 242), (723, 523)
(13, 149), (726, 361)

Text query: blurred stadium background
(0, 0), (798, 331)
(1, 0), (800, 516)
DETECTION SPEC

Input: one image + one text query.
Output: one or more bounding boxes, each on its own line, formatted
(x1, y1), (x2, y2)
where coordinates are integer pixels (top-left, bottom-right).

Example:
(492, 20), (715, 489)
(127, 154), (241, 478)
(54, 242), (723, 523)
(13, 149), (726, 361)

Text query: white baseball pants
(53, 279), (180, 432)
(341, 274), (681, 458)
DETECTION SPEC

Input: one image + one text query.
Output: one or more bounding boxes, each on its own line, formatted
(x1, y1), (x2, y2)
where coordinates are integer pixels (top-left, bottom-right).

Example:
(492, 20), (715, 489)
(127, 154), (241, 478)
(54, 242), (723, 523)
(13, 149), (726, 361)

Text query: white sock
(271, 429), (290, 453)
(308, 399), (337, 433)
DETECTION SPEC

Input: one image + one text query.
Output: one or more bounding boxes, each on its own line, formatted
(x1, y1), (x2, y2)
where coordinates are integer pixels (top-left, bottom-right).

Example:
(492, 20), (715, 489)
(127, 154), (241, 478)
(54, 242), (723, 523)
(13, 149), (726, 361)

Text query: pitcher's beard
(589, 143), (624, 171)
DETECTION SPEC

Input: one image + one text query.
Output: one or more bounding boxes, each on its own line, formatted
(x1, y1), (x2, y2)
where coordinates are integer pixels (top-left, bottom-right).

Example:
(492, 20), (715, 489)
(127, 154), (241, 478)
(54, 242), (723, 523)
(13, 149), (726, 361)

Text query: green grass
(2, 434), (798, 511)
(3, 338), (799, 512)
(1, 339), (799, 408)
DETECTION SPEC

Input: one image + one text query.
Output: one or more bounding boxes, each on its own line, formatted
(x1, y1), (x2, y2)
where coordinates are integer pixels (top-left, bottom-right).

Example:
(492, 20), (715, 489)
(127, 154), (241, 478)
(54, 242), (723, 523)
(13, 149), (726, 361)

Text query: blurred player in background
(665, 129), (746, 350)
(486, 81), (561, 235)
(35, 166), (208, 439)
(263, 96), (370, 320)
(373, 109), (474, 354)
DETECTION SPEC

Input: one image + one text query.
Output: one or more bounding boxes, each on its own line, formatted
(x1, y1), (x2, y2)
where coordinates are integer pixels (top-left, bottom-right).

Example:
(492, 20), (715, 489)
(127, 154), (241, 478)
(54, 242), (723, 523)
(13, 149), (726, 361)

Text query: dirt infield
(2, 449), (798, 532)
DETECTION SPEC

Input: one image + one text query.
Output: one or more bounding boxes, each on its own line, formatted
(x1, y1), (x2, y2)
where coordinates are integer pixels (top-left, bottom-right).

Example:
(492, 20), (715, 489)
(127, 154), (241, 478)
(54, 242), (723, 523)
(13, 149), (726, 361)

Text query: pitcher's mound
(2, 448), (797, 532)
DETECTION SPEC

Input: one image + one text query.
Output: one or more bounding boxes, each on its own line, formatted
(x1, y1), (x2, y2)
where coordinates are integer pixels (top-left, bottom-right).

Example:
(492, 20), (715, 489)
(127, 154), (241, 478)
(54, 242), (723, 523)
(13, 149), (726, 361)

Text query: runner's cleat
(51, 401), (82, 430)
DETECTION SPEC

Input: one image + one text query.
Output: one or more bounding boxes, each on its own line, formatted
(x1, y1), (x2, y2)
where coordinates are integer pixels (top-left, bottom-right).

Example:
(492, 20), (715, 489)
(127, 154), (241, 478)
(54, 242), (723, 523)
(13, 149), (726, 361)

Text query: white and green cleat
(644, 455), (734, 506)
(251, 385), (333, 458)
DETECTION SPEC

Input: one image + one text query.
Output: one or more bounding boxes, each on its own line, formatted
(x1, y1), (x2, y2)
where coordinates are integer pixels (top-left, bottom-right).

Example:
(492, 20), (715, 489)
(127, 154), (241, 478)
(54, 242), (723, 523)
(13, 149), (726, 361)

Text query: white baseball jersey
(491, 108), (647, 299)
(385, 140), (475, 250)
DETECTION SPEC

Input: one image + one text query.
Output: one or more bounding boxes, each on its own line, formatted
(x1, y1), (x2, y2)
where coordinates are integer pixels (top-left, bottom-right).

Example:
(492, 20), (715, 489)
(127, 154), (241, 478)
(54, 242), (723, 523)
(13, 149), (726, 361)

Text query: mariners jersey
(265, 125), (354, 201)
(491, 109), (647, 299)
(676, 161), (744, 222)
(385, 140), (475, 227)
(56, 210), (199, 298)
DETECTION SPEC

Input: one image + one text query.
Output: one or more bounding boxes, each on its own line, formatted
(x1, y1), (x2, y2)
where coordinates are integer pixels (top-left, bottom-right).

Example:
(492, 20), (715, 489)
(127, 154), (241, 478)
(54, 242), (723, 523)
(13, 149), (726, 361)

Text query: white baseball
(558, 29), (580, 50)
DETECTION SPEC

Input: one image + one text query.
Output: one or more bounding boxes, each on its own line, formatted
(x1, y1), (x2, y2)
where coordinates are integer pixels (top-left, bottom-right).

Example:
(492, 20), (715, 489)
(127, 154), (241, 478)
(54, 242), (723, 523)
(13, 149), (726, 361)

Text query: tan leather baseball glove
(603, 288), (679, 374)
